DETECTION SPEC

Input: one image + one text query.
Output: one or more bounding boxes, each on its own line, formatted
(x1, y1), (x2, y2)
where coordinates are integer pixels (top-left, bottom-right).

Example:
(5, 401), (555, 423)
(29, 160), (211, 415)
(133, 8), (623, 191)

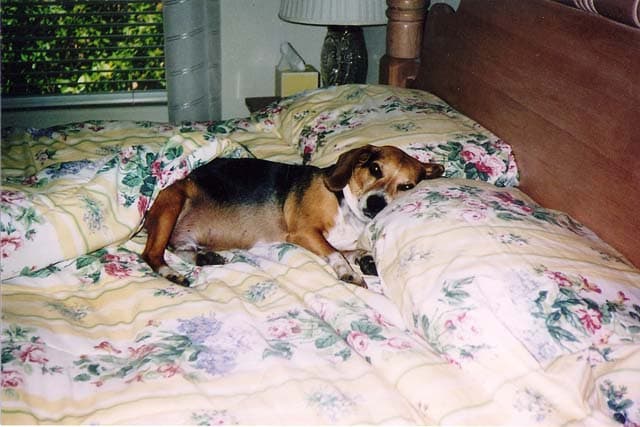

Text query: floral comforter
(2, 85), (639, 425)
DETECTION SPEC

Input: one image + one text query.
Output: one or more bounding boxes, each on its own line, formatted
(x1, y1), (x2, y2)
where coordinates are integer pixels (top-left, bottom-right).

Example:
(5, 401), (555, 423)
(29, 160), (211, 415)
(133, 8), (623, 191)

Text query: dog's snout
(364, 194), (387, 218)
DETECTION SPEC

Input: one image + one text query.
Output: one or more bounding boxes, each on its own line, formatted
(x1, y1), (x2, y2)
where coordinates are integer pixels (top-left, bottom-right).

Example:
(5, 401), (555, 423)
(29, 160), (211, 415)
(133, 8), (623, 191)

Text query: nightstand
(245, 96), (281, 113)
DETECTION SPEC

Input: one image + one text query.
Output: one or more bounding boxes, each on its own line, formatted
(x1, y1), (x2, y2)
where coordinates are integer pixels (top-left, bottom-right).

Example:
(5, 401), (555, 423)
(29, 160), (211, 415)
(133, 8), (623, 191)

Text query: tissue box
(275, 65), (319, 97)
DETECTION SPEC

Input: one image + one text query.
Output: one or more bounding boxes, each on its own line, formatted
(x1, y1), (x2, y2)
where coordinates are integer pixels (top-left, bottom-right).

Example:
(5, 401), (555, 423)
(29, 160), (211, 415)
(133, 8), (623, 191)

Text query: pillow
(362, 178), (640, 369)
(272, 84), (519, 187)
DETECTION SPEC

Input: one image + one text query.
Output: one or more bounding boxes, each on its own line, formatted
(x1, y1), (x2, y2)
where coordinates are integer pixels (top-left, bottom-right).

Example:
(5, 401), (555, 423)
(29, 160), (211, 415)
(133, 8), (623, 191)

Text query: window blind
(1, 0), (165, 97)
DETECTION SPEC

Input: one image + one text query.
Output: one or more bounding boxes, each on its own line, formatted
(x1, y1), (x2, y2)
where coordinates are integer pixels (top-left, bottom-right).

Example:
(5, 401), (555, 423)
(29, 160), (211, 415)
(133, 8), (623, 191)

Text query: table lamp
(279, 0), (387, 87)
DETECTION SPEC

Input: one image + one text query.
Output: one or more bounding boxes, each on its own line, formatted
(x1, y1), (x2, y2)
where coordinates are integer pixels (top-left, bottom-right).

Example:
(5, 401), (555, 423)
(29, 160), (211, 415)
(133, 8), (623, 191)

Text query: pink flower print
(104, 261), (132, 278)
(410, 150), (435, 163)
(444, 319), (456, 331)
(400, 200), (424, 213)
(546, 270), (573, 288)
(593, 329), (612, 346)
(125, 372), (145, 384)
(22, 175), (39, 186)
(1, 190), (26, 204)
(268, 318), (301, 339)
(105, 252), (137, 264)
(1, 231), (23, 258)
(386, 337), (412, 350)
(443, 354), (462, 368)
(347, 331), (369, 353)
(313, 123), (328, 133)
(262, 118), (275, 131)
(476, 154), (506, 179)
(507, 153), (518, 174)
(615, 291), (630, 304)
(312, 300), (329, 321)
(442, 189), (464, 198)
(35, 150), (52, 164)
(20, 343), (48, 364)
(372, 311), (393, 328)
(578, 308), (603, 334)
(494, 139), (511, 150)
(512, 203), (534, 215)
(127, 344), (157, 359)
(463, 198), (487, 210)
(460, 144), (486, 163)
(579, 275), (602, 294)
(157, 363), (182, 378)
(137, 195), (150, 215)
(150, 159), (173, 185)
(119, 147), (135, 164)
(492, 191), (518, 205)
(1, 369), (23, 388)
(94, 341), (122, 354)
(460, 209), (487, 223)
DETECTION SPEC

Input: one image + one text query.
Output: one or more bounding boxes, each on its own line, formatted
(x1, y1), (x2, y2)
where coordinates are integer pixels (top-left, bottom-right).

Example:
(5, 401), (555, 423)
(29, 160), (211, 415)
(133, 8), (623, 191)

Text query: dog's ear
(421, 162), (445, 180)
(323, 145), (377, 191)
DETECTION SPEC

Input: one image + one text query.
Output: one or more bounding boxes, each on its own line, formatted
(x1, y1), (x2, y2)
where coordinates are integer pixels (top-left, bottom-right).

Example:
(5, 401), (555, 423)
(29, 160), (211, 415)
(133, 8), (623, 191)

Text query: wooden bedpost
(379, 0), (429, 87)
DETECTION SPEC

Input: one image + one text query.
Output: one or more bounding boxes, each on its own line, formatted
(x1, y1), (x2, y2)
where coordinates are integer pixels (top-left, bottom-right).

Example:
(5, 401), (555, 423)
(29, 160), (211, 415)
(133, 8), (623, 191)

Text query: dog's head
(324, 145), (445, 220)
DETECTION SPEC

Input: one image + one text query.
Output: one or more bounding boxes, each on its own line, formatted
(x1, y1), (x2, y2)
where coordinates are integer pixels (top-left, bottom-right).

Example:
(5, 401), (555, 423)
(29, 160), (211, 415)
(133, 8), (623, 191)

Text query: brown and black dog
(141, 145), (444, 287)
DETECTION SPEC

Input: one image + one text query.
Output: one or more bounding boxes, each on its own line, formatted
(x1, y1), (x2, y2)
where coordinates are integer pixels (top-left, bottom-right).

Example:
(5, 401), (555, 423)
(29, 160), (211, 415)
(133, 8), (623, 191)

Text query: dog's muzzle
(363, 194), (387, 219)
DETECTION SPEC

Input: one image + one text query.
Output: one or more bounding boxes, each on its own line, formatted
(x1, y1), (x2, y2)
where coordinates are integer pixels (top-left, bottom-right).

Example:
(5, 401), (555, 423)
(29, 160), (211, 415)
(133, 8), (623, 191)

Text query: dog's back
(190, 158), (319, 207)
(167, 158), (325, 253)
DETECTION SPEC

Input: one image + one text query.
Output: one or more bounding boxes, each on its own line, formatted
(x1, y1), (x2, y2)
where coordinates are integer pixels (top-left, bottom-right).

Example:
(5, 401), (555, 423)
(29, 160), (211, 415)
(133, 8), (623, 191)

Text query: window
(1, 0), (165, 103)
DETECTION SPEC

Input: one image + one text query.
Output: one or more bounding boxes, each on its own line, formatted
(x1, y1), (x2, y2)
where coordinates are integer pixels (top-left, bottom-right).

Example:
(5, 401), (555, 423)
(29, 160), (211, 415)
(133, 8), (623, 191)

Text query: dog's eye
(397, 183), (415, 192)
(369, 163), (383, 178)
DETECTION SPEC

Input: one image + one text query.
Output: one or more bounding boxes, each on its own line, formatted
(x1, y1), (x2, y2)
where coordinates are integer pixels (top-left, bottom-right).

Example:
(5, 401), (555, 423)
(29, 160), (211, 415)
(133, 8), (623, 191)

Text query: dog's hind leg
(142, 182), (191, 286)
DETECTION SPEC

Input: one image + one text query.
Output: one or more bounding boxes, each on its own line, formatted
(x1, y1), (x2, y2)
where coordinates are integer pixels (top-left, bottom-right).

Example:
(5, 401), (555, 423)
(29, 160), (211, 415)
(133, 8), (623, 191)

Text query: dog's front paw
(327, 252), (367, 288)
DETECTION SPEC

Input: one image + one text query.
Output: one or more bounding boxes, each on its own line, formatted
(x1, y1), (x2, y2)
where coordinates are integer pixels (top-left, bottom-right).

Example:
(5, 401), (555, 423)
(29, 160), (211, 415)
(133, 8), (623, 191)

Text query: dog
(141, 145), (444, 287)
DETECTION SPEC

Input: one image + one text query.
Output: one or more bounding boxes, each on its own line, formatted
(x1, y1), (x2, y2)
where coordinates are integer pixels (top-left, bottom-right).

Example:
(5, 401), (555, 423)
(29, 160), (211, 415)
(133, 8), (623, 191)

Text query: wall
(1, 0), (388, 127)
(219, 0), (386, 119)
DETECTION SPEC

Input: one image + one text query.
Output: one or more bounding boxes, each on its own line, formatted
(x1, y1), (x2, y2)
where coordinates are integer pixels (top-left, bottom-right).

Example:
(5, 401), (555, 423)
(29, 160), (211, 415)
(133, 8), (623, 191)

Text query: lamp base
(320, 26), (368, 87)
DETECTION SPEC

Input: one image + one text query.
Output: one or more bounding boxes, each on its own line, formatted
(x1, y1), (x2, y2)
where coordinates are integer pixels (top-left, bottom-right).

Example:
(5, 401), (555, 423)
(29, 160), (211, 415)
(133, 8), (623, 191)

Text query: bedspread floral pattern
(1, 237), (427, 424)
(0, 120), (244, 279)
(2, 97), (640, 424)
(361, 178), (640, 424)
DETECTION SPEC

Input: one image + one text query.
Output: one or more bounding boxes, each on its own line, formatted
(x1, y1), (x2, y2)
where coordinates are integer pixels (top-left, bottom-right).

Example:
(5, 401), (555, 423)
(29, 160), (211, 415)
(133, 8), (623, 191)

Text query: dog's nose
(364, 194), (387, 218)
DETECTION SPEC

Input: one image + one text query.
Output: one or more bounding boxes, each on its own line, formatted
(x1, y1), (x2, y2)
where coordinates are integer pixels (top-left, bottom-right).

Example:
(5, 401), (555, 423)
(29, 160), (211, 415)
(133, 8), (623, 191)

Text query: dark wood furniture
(245, 96), (281, 113)
(381, 0), (640, 267)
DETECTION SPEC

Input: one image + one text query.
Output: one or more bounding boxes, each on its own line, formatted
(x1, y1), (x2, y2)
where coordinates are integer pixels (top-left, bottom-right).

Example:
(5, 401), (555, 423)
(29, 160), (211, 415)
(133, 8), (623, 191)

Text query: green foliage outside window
(1, 1), (166, 96)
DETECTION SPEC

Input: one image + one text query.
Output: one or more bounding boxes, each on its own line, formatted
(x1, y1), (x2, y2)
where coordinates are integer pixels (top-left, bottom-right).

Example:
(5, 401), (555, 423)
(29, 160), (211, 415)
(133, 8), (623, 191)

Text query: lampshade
(279, 0), (387, 26)
(279, 0), (387, 87)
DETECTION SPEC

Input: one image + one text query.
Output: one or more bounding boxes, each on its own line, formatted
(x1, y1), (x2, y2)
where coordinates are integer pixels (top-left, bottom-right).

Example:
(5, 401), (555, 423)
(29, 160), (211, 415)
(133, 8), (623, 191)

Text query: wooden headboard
(381, 0), (640, 268)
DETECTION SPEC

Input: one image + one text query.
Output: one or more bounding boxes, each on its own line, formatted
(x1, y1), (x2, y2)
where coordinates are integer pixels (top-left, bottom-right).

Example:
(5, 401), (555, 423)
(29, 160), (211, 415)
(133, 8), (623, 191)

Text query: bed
(2, 0), (639, 424)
